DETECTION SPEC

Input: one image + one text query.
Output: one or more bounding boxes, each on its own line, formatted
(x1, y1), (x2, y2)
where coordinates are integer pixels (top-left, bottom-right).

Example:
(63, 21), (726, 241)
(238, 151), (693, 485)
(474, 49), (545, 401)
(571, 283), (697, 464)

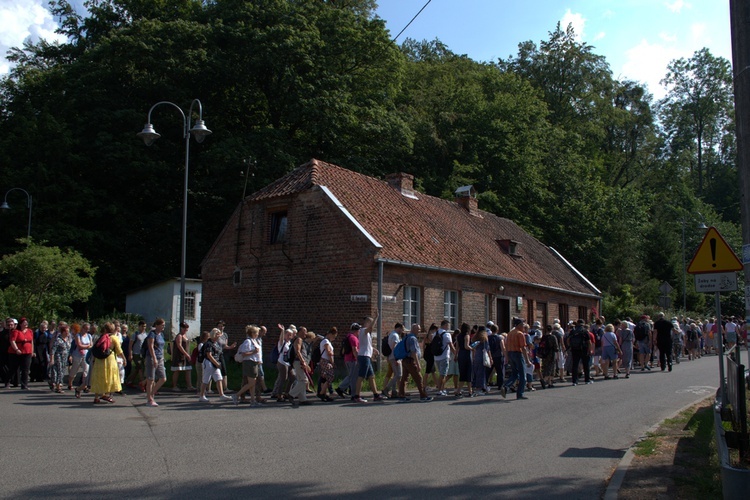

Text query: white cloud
(620, 39), (683, 100)
(0, 0), (70, 75)
(560, 9), (586, 41)
(665, 0), (692, 14)
(593, 32), (606, 42)
(691, 23), (707, 42)
(659, 32), (678, 43)
(602, 9), (615, 20)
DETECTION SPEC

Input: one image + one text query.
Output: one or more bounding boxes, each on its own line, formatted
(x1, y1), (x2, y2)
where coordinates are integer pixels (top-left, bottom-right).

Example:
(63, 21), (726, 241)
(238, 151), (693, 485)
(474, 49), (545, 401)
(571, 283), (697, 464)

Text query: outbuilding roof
(248, 159), (599, 297)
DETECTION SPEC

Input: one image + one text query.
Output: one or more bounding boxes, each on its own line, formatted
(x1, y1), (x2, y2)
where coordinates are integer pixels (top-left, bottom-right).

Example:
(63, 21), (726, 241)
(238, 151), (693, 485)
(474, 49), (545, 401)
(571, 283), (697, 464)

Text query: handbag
(482, 349), (491, 368)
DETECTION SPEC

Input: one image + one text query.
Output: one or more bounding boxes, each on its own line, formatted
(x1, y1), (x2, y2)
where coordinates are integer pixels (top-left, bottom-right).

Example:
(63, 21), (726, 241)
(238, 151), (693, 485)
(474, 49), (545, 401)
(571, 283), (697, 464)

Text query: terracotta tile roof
(249, 159), (598, 296)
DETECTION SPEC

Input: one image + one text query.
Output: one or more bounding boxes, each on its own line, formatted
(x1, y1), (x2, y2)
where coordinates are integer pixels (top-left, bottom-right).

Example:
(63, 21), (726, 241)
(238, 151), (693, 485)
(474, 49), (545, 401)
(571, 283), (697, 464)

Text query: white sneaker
(199, 395), (209, 402)
(438, 390), (448, 396)
(220, 394), (232, 401)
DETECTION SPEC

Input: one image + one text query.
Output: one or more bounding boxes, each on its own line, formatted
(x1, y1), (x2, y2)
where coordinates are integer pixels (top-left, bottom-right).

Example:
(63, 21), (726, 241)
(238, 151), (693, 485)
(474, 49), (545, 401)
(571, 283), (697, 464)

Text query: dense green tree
(658, 48), (734, 197)
(0, 240), (97, 322)
(0, 0), (407, 314)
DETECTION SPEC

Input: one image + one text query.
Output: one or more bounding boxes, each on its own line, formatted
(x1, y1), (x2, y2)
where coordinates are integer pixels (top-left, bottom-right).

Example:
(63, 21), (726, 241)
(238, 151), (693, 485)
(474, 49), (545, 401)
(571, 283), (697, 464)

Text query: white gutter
(319, 185), (382, 249)
(548, 247), (601, 295)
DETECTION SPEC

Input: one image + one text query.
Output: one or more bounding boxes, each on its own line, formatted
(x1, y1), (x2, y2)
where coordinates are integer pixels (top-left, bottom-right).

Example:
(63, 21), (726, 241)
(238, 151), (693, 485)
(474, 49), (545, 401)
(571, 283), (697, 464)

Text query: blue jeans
(504, 351), (526, 398)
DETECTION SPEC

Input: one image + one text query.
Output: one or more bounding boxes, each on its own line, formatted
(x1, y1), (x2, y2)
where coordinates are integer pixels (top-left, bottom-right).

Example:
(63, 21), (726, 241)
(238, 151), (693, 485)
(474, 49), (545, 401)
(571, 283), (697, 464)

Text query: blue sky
(376, 0), (732, 99)
(1, 0), (732, 100)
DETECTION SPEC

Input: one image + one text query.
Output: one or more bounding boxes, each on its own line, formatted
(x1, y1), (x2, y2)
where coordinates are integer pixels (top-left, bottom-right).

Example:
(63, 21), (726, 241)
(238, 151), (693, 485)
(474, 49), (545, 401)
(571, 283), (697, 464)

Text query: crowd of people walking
(0, 312), (746, 407)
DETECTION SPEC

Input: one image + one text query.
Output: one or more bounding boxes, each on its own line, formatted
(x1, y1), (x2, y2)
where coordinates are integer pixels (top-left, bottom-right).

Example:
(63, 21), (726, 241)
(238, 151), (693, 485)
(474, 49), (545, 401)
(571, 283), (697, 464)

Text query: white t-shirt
(320, 338), (333, 362)
(435, 329), (452, 361)
(358, 328), (373, 358)
(238, 338), (262, 362)
(387, 331), (400, 360)
(278, 339), (290, 367)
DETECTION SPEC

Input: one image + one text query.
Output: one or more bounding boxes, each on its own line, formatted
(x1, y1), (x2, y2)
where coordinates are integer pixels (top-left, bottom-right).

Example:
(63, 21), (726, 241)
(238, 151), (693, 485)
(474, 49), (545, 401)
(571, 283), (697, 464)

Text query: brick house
(200, 159), (600, 344)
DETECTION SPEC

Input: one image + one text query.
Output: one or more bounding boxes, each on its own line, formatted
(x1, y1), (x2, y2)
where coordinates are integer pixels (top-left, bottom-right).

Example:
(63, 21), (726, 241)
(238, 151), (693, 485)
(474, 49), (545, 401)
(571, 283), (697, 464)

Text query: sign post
(687, 226), (743, 405)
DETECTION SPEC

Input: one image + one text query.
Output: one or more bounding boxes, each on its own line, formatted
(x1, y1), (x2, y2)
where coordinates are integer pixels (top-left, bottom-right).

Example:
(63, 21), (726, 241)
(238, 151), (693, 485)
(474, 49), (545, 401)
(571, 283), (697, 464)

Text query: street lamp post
(137, 99), (211, 327)
(1, 188), (32, 239)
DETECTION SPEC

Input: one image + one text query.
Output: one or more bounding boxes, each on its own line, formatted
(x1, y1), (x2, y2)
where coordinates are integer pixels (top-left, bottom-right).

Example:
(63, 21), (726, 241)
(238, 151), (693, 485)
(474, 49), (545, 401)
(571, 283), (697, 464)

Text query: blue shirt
(147, 331), (165, 359)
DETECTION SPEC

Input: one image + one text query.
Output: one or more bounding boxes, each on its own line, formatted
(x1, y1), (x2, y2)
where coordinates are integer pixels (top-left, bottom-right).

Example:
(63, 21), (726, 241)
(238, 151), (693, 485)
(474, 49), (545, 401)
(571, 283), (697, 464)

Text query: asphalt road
(0, 355), (720, 499)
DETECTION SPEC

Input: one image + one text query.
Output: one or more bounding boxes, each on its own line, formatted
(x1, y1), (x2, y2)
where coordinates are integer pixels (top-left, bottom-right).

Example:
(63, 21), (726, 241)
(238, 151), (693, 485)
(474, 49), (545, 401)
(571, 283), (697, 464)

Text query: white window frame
(444, 290), (459, 327)
(184, 290), (197, 320)
(403, 286), (421, 326)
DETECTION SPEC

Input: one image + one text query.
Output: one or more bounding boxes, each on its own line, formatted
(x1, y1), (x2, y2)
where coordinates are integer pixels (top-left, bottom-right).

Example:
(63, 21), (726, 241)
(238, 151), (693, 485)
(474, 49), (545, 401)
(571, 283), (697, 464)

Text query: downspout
(377, 260), (383, 372)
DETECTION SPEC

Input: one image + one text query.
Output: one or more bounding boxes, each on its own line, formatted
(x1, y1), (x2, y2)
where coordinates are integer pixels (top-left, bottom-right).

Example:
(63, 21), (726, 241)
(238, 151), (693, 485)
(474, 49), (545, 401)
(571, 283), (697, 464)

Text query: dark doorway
(496, 298), (510, 333)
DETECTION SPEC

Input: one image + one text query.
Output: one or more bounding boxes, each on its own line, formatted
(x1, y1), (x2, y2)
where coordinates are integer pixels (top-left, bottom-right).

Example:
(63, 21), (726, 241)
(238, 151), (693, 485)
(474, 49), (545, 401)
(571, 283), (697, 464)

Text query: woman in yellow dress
(90, 322), (125, 404)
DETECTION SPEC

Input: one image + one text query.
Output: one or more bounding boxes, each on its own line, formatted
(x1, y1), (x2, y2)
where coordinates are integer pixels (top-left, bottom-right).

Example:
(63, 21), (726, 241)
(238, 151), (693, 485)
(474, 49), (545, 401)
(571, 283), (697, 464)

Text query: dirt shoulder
(613, 397), (722, 499)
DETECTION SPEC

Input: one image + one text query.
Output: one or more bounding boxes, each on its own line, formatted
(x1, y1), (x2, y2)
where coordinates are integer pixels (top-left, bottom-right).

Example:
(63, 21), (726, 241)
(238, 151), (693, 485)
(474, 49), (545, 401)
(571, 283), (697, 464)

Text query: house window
(183, 290), (196, 320)
(527, 299), (535, 325)
(444, 290), (458, 327)
(559, 304), (569, 328)
(269, 211), (288, 244)
(403, 286), (420, 326)
(233, 268), (242, 286)
(578, 306), (587, 322)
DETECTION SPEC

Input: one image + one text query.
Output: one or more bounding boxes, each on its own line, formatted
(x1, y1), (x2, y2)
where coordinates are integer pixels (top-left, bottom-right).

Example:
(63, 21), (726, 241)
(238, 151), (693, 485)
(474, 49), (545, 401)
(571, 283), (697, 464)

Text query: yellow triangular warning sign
(687, 227), (743, 274)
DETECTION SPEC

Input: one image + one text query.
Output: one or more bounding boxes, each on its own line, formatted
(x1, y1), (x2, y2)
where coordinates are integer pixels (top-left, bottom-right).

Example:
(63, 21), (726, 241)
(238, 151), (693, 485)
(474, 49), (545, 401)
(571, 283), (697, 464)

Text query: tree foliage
(0, 241), (97, 322)
(0, 4), (740, 317)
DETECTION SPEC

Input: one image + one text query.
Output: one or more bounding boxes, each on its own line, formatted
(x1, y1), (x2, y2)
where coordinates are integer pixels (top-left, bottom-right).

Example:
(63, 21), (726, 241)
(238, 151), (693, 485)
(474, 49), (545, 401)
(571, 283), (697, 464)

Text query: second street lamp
(137, 99), (211, 328)
(1, 187), (32, 240)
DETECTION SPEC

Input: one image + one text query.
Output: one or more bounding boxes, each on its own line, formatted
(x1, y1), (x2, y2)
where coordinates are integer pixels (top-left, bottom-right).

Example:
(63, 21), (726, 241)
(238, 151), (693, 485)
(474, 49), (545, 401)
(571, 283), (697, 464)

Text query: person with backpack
(590, 319), (605, 377)
(539, 326), (559, 388)
(381, 323), (404, 399)
(233, 325), (263, 406)
(433, 319), (453, 397)
(90, 322), (124, 404)
(634, 316), (653, 371)
(126, 321), (148, 390)
(653, 313), (674, 372)
(198, 328), (233, 403)
(272, 325), (294, 402)
(144, 318), (168, 407)
(397, 324), (433, 402)
(315, 327), (338, 402)
(566, 319), (592, 386)
(352, 315), (386, 403)
(335, 324), (359, 399)
(487, 324), (505, 389)
(421, 323), (439, 391)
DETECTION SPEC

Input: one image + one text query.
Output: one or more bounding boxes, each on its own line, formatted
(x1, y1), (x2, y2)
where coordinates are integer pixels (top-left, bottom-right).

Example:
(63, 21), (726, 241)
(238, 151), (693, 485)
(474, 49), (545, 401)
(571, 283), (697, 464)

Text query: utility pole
(730, 0), (750, 348)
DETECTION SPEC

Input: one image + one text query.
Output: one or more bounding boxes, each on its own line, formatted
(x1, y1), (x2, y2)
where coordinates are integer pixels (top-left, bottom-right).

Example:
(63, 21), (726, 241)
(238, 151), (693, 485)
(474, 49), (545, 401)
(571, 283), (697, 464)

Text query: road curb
(603, 390), (716, 500)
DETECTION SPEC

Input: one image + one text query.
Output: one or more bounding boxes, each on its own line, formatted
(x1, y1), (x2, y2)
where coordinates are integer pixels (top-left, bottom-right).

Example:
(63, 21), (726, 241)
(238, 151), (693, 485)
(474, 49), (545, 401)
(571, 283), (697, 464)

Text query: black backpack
(340, 334), (353, 357)
(593, 328), (603, 348)
(568, 328), (586, 351)
(537, 336), (549, 357)
(381, 335), (393, 357)
(431, 331), (445, 356)
(634, 322), (648, 341)
(91, 334), (112, 359)
(310, 337), (324, 365)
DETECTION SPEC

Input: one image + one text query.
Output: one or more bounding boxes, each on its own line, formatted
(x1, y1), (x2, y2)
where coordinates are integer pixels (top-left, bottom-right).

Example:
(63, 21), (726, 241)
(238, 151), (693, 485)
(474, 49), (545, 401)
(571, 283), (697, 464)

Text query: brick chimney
(386, 172), (416, 198)
(455, 185), (480, 216)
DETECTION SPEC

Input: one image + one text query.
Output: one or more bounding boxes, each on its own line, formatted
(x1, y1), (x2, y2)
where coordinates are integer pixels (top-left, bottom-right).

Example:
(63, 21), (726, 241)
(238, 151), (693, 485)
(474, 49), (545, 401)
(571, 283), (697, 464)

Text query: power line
(391, 0), (433, 42)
